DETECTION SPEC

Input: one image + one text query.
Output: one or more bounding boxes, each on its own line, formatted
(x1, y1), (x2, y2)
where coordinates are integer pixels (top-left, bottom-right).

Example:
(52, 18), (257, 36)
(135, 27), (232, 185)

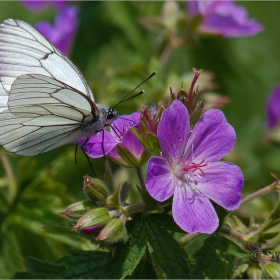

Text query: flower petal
(173, 184), (218, 234)
(77, 131), (117, 158)
(158, 100), (190, 165)
(119, 129), (145, 160)
(195, 162), (243, 210)
(111, 112), (140, 140)
(146, 157), (176, 201)
(186, 109), (235, 162)
(188, 1), (263, 38)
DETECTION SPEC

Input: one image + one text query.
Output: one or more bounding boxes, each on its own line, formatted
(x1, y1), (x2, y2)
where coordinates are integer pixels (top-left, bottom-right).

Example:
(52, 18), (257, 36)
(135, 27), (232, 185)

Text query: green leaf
(14, 250), (108, 279)
(142, 191), (163, 214)
(14, 257), (65, 279)
(57, 250), (107, 278)
(191, 235), (250, 279)
(146, 216), (190, 278)
(102, 215), (147, 279)
(125, 260), (157, 279)
(151, 213), (185, 233)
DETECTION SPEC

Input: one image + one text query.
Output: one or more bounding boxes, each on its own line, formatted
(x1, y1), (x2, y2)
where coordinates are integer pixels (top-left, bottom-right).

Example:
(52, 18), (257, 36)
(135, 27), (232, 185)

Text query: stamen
(183, 159), (207, 176)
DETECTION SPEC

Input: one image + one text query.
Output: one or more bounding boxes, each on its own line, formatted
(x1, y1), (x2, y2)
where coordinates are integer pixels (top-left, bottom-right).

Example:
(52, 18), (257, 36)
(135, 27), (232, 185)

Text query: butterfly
(0, 19), (118, 156)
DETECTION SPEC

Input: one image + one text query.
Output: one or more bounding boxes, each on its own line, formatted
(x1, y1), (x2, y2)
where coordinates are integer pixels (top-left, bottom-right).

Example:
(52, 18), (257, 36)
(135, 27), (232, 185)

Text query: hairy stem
(136, 167), (146, 190)
(123, 202), (146, 216)
(240, 180), (280, 206)
(0, 153), (17, 203)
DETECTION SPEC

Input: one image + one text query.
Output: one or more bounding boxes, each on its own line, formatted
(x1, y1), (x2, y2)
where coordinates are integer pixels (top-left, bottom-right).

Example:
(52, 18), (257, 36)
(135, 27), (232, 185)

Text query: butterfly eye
(106, 109), (117, 121)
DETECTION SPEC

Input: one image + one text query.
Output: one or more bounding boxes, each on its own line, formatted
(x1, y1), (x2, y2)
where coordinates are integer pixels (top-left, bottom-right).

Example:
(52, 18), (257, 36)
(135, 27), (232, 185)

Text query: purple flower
(78, 113), (148, 167)
(21, 0), (67, 11)
(266, 84), (280, 129)
(187, 1), (263, 37)
(35, 6), (78, 55)
(145, 100), (243, 234)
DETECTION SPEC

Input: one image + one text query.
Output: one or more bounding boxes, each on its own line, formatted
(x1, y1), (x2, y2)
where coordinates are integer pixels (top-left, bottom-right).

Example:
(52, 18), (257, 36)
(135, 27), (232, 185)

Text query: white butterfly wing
(0, 74), (96, 156)
(0, 19), (94, 100)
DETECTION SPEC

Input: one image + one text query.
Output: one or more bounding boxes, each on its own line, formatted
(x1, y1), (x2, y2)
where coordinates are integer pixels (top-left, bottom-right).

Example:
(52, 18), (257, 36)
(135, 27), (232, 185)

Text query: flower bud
(261, 263), (280, 279)
(72, 208), (110, 233)
(83, 175), (108, 202)
(95, 218), (126, 243)
(247, 264), (261, 280)
(114, 145), (151, 168)
(60, 200), (98, 219)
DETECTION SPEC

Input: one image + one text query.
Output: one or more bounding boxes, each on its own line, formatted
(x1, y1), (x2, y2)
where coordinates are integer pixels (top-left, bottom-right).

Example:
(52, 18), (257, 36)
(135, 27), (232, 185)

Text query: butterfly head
(105, 107), (118, 124)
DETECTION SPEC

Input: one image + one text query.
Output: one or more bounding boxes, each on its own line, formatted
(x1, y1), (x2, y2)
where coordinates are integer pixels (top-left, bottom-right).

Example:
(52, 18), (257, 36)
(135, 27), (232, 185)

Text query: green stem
(136, 167), (146, 190)
(0, 153), (17, 203)
(123, 202), (146, 216)
(220, 226), (249, 242)
(179, 232), (202, 247)
(240, 180), (280, 207)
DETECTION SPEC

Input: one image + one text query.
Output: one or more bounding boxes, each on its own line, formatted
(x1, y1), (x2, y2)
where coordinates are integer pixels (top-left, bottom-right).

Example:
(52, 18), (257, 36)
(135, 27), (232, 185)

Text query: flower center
(183, 159), (207, 185)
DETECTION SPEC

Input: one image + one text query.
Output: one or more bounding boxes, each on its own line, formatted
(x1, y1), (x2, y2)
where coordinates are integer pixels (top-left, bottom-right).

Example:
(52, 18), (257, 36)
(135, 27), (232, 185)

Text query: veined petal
(195, 162), (243, 210)
(186, 109), (235, 162)
(77, 131), (117, 158)
(173, 184), (218, 234)
(119, 129), (145, 160)
(158, 100), (190, 165)
(146, 157), (176, 201)
(110, 112), (140, 140)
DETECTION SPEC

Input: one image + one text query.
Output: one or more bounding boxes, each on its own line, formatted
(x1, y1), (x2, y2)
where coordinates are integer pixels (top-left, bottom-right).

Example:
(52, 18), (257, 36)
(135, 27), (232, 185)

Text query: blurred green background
(0, 1), (280, 278)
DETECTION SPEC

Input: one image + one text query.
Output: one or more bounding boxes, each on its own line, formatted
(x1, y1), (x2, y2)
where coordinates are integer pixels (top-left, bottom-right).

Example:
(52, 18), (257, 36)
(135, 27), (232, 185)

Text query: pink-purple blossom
(187, 0), (263, 37)
(266, 84), (280, 129)
(145, 100), (244, 234)
(78, 113), (147, 167)
(35, 6), (78, 55)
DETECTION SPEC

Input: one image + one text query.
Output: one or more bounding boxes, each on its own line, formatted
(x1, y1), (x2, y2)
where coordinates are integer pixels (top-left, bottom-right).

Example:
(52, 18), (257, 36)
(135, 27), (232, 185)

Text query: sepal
(83, 175), (108, 202)
(95, 218), (127, 243)
(72, 208), (110, 234)
(59, 200), (98, 220)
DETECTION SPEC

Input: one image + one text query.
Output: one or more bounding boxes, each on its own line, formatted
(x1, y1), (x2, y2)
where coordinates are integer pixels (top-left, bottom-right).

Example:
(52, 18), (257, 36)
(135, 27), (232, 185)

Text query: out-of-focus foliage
(1, 1), (280, 278)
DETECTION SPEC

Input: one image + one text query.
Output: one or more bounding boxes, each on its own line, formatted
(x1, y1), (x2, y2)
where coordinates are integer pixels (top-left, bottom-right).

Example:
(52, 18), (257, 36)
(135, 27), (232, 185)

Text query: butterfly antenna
(112, 71), (156, 109)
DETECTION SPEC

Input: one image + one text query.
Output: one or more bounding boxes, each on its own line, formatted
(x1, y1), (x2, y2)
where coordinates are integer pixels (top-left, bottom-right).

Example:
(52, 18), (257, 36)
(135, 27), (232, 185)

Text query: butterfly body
(0, 19), (117, 156)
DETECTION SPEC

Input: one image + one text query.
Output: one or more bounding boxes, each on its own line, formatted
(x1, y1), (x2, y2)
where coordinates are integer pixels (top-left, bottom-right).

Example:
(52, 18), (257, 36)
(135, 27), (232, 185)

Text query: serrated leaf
(191, 235), (250, 279)
(146, 216), (190, 278)
(14, 257), (65, 279)
(57, 250), (107, 278)
(151, 213), (185, 233)
(102, 215), (147, 279)
(142, 190), (163, 214)
(125, 260), (157, 279)
(14, 250), (108, 279)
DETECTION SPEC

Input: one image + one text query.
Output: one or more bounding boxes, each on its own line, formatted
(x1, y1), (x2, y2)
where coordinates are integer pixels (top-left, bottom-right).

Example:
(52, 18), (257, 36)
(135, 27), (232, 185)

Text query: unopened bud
(115, 145), (150, 168)
(72, 208), (110, 233)
(247, 264), (261, 280)
(96, 218), (126, 243)
(261, 263), (280, 279)
(83, 175), (108, 202)
(60, 200), (98, 219)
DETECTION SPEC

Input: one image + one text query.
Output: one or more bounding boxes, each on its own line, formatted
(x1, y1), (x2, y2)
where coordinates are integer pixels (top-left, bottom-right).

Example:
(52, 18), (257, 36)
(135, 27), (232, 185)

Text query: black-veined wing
(0, 74), (96, 156)
(0, 18), (94, 100)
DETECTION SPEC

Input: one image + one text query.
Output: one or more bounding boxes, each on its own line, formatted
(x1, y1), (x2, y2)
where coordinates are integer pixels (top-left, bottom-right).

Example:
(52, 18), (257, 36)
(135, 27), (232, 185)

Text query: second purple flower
(146, 100), (244, 234)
